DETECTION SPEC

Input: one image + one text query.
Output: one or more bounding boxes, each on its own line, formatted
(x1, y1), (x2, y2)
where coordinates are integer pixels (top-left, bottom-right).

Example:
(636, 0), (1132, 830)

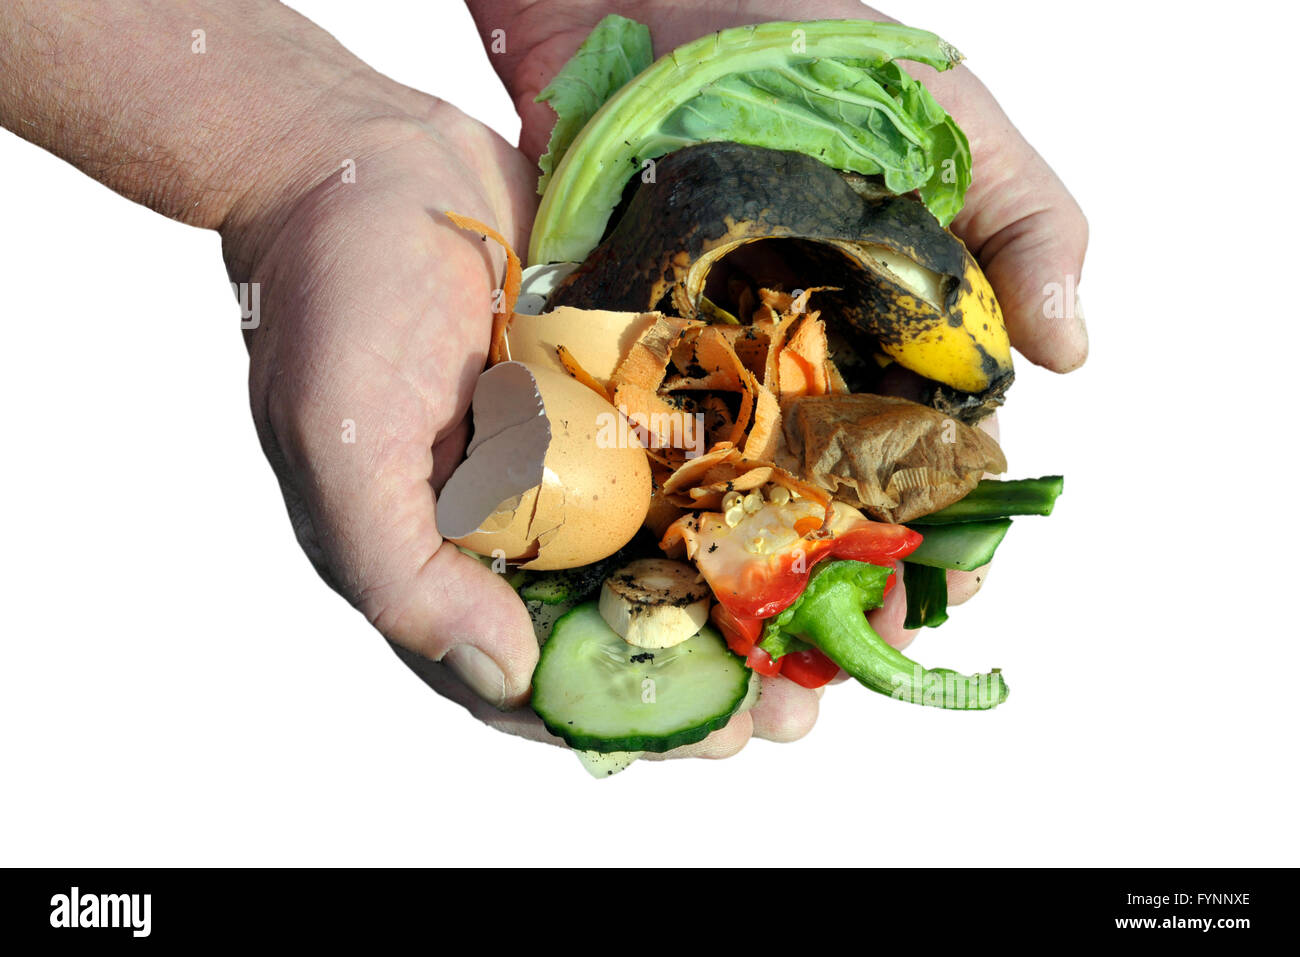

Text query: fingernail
(442, 645), (506, 708)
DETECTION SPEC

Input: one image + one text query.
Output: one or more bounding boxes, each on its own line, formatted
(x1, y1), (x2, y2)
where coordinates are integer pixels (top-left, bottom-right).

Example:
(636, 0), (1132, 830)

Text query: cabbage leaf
(531, 19), (969, 266)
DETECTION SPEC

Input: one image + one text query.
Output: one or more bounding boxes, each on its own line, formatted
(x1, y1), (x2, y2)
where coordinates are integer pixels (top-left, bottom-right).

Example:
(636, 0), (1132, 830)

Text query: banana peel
(550, 142), (1012, 421)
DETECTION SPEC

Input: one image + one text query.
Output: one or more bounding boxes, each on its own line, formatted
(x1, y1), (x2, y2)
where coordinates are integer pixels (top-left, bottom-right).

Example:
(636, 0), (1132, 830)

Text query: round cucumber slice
(532, 602), (750, 753)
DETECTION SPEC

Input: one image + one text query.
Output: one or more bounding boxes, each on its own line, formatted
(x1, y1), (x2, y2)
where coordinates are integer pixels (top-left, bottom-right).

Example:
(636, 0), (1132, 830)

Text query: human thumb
(373, 542), (539, 709)
(926, 66), (1090, 373)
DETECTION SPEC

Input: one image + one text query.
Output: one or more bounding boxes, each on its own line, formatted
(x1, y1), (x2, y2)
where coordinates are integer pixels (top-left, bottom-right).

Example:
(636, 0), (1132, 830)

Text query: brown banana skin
(550, 142), (1011, 422)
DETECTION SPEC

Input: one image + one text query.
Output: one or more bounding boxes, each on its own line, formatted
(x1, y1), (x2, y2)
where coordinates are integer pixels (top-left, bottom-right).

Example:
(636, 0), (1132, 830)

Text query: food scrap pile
(587, 283), (1007, 534)
(438, 15), (1066, 777)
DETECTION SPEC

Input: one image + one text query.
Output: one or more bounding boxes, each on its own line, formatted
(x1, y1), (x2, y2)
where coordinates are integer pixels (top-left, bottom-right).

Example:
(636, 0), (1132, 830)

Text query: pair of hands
(235, 0), (1088, 759)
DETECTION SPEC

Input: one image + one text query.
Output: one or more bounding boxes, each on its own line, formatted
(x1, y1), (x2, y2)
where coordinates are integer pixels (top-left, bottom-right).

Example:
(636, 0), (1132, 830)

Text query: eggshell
(450, 363), (651, 569)
(514, 262), (579, 316)
(437, 362), (550, 542)
(506, 307), (659, 388)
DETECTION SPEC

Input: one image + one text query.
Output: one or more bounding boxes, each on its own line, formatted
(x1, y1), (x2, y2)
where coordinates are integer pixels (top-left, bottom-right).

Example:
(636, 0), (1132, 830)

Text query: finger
(942, 411), (999, 607)
(868, 560), (919, 653)
(946, 411), (999, 606)
(643, 710), (753, 760)
(947, 563), (991, 607)
(268, 390), (537, 709)
(479, 0), (1089, 370)
(402, 623), (756, 761)
(466, 2), (604, 163)
(389, 638), (560, 746)
(915, 65), (1089, 372)
(749, 675), (820, 743)
(475, 0), (874, 163)
(978, 410), (1001, 447)
(256, 217), (540, 710)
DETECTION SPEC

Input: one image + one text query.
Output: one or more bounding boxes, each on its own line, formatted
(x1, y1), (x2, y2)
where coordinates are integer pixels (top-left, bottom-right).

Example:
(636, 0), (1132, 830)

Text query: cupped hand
(230, 93), (814, 759)
(233, 100), (539, 709)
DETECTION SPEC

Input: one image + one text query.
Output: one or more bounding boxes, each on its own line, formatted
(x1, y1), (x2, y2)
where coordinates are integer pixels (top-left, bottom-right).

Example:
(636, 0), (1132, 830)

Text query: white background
(2, 0), (1296, 866)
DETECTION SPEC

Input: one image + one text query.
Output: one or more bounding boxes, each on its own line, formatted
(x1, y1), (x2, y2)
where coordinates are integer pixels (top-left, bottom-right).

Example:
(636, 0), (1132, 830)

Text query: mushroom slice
(598, 559), (711, 649)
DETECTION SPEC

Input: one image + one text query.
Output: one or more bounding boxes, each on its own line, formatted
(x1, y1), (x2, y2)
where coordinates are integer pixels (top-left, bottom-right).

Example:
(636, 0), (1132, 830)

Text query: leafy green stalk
(757, 627), (811, 661)
(764, 560), (1007, 709)
(530, 19), (966, 265)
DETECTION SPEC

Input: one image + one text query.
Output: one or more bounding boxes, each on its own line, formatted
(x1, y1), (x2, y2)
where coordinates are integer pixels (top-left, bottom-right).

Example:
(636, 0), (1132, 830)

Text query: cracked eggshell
(506, 306), (660, 388)
(448, 363), (651, 570)
(514, 262), (580, 316)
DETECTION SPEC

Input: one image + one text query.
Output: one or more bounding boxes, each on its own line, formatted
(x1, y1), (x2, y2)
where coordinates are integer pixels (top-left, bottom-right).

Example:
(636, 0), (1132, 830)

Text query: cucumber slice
(910, 476), (1063, 525)
(574, 749), (644, 778)
(905, 519), (1011, 570)
(532, 602), (751, 753)
(518, 547), (635, 605)
(520, 566), (604, 605)
(520, 558), (626, 644)
(572, 673), (760, 777)
(524, 598), (573, 646)
(520, 578), (578, 605)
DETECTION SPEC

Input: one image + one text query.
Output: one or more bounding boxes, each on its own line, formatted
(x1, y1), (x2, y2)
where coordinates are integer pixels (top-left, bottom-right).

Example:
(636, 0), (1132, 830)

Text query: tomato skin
(712, 604), (841, 689)
(711, 603), (762, 646)
(711, 604), (759, 655)
(714, 523), (920, 620)
(706, 520), (918, 687)
(712, 599), (833, 687)
(780, 648), (841, 689)
(745, 646), (783, 677)
(712, 604), (783, 676)
(829, 524), (923, 565)
(717, 560), (818, 619)
(721, 629), (752, 658)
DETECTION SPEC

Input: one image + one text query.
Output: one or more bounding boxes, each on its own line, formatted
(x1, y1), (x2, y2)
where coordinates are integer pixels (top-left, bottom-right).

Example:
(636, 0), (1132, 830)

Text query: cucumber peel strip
(910, 476), (1064, 525)
(903, 561), (950, 629)
(905, 519), (1011, 570)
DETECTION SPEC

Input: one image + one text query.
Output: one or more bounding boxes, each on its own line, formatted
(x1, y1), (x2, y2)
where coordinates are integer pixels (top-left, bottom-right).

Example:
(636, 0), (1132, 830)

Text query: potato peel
(594, 284), (857, 478)
(659, 442), (831, 529)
